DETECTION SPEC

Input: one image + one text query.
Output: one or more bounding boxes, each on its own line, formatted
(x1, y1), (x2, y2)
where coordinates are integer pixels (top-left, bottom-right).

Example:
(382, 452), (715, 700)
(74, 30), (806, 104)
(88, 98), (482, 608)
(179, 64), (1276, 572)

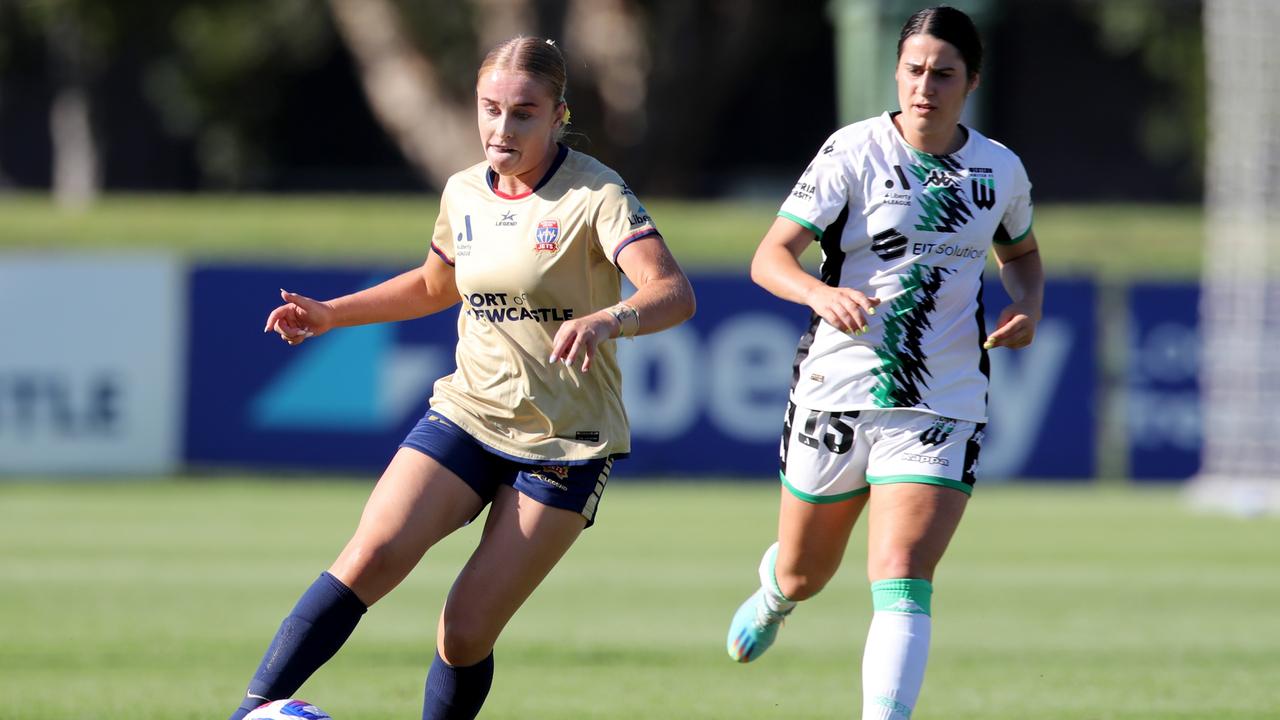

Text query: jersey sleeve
(777, 132), (854, 237)
(594, 175), (660, 267)
(993, 156), (1033, 245)
(430, 190), (456, 265)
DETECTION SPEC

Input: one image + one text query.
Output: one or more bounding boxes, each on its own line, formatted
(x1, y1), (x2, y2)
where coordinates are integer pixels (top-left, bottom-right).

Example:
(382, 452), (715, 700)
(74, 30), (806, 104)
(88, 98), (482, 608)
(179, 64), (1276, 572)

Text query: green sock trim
(764, 542), (792, 603)
(871, 578), (932, 616)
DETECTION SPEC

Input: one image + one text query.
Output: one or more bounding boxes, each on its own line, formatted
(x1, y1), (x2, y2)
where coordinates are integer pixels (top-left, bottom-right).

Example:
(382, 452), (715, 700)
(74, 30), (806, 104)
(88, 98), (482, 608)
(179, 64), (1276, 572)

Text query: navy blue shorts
(400, 410), (615, 528)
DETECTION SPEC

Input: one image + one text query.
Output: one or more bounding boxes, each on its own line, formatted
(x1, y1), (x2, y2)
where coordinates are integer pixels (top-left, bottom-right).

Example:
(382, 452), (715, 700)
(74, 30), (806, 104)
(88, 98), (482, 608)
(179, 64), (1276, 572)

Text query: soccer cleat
(726, 588), (792, 663)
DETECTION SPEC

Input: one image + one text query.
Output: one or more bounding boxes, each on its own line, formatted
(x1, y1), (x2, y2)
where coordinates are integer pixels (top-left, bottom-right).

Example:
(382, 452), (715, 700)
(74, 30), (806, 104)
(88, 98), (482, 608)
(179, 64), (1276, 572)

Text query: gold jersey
(427, 146), (659, 463)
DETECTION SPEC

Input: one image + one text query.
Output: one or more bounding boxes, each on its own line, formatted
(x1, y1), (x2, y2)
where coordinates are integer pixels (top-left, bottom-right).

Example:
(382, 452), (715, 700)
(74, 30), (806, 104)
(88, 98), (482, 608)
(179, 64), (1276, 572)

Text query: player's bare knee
(332, 542), (407, 600)
(438, 614), (496, 666)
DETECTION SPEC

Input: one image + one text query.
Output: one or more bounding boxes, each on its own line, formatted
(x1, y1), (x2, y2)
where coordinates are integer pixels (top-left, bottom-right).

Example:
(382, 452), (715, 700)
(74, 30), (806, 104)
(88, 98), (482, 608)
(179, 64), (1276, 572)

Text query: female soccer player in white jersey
(726, 6), (1043, 719)
(226, 37), (695, 720)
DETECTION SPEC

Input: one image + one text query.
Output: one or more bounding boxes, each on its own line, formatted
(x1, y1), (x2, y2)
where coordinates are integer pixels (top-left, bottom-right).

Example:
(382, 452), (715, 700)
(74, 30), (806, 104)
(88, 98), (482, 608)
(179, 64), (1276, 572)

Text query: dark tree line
(0, 0), (1205, 205)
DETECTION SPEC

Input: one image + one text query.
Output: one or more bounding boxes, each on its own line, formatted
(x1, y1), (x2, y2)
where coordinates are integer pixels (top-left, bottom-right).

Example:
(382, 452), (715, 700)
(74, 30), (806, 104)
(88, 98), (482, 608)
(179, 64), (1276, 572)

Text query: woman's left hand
(984, 301), (1039, 350)
(548, 311), (621, 372)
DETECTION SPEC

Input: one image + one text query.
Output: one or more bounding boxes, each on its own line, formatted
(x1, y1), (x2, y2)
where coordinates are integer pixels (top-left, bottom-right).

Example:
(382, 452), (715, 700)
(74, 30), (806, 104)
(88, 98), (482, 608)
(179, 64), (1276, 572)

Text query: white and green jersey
(779, 111), (1033, 422)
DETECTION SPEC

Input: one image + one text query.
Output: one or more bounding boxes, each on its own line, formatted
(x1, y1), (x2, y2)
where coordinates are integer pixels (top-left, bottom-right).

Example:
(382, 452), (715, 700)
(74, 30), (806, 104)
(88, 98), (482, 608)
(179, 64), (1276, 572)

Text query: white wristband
(606, 303), (639, 338)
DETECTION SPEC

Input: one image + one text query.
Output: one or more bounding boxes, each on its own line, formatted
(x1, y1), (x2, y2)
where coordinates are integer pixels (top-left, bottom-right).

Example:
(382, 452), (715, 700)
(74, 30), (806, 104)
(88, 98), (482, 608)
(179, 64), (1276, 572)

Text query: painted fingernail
(548, 354), (558, 363)
(983, 341), (995, 349)
(867, 307), (877, 316)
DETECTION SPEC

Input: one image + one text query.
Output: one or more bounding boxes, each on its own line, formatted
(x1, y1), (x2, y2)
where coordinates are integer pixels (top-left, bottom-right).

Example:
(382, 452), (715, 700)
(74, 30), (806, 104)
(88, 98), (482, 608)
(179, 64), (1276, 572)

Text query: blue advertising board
(186, 266), (1097, 479)
(1127, 283), (1201, 480)
(982, 277), (1096, 479)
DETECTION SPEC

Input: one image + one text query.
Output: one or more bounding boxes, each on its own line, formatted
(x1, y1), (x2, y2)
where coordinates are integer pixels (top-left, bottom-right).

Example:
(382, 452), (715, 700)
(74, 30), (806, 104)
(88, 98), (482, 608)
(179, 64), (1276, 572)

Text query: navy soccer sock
(229, 571), (368, 720)
(422, 650), (495, 720)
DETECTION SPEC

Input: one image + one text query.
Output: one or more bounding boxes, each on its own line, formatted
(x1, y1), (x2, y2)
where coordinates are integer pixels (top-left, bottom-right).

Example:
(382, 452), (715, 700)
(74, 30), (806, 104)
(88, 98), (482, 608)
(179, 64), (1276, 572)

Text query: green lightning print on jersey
(871, 264), (952, 408)
(908, 151), (974, 233)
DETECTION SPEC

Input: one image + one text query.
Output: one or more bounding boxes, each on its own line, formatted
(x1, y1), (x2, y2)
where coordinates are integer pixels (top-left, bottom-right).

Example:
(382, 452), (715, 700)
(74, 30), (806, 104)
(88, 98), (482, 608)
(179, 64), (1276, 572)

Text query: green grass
(1, 480), (1276, 719)
(0, 194), (1203, 277)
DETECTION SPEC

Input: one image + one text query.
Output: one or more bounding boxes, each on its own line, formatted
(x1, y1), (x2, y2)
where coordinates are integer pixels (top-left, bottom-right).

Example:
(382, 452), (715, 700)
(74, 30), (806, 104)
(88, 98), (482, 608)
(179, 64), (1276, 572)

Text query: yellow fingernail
(867, 307), (876, 316)
(983, 341), (995, 350)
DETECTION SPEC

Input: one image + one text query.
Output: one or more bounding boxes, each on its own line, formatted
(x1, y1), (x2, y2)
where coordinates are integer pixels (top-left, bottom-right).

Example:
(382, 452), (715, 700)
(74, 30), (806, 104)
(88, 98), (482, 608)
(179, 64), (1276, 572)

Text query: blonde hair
(478, 37), (570, 135)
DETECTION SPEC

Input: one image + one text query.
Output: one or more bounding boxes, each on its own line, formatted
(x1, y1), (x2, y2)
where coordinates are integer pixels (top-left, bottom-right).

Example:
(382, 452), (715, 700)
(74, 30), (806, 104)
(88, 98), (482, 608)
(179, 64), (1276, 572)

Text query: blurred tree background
(0, 0), (1205, 204)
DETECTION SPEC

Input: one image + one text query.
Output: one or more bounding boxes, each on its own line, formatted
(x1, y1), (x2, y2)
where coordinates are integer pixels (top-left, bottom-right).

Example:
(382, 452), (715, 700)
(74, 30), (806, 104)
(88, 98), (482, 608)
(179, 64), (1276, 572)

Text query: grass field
(0, 194), (1203, 278)
(2, 480), (1277, 719)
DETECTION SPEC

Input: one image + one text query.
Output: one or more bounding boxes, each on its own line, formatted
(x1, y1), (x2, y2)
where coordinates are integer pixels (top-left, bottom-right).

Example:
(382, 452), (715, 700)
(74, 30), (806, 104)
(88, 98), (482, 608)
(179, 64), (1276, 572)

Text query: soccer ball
(243, 699), (332, 719)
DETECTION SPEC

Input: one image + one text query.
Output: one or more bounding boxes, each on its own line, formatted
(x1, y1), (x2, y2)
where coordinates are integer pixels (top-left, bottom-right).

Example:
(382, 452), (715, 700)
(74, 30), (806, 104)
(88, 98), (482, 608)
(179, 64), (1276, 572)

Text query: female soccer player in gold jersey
(228, 37), (694, 720)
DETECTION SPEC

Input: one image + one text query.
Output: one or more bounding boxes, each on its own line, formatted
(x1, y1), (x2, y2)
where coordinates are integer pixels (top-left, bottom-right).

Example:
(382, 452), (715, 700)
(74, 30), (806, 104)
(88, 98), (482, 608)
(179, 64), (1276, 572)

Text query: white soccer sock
(861, 579), (933, 720)
(757, 542), (797, 614)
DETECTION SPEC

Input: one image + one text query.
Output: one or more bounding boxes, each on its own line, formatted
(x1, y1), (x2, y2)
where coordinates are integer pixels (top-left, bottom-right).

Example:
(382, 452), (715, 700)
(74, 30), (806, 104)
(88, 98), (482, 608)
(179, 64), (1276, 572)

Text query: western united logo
(969, 167), (996, 211)
(920, 417), (958, 446)
(534, 218), (561, 253)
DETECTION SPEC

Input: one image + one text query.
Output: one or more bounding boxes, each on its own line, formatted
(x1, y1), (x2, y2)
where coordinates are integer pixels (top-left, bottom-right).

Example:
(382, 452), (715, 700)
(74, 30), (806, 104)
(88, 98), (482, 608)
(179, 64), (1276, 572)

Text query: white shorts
(778, 401), (985, 503)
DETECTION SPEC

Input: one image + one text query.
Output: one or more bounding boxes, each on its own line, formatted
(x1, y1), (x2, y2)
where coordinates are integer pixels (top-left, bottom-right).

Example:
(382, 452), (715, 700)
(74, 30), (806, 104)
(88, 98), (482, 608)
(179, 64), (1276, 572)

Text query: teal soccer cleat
(726, 588), (792, 663)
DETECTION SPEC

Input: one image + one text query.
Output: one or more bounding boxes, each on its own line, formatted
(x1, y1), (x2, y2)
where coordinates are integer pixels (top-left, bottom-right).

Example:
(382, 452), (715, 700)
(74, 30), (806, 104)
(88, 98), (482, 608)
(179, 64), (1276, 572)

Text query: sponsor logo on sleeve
(791, 181), (817, 202)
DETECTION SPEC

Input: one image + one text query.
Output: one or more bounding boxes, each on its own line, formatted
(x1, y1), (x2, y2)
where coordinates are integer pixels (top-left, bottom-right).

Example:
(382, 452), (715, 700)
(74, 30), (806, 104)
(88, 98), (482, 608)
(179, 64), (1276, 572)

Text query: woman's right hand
(263, 289), (336, 346)
(804, 285), (881, 335)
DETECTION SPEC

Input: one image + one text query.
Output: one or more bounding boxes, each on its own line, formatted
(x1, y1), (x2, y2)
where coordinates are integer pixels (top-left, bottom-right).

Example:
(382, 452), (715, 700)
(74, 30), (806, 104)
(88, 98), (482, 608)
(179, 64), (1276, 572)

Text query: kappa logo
(886, 598), (926, 614)
(923, 169), (962, 188)
(901, 452), (950, 466)
(534, 218), (561, 253)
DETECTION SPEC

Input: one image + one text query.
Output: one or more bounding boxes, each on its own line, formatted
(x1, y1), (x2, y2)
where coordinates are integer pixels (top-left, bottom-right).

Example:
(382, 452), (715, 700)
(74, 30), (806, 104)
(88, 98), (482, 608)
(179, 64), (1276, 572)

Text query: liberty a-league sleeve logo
(534, 218), (561, 254)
